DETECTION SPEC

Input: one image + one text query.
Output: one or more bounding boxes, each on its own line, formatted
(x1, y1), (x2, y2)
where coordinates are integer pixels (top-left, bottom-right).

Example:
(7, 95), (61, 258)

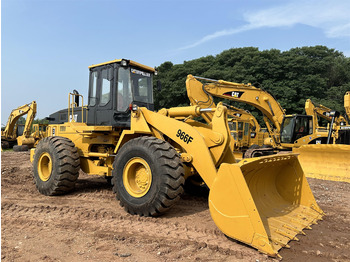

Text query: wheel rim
(38, 152), (52, 181)
(123, 157), (152, 198)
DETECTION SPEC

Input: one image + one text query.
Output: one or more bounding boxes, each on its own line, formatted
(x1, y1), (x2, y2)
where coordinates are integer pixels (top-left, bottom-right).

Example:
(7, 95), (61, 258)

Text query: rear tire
(112, 136), (185, 216)
(33, 136), (80, 196)
(1, 141), (10, 149)
(13, 145), (29, 152)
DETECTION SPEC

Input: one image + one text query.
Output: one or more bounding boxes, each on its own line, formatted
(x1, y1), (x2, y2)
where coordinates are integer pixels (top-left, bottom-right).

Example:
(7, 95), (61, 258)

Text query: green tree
(154, 46), (350, 126)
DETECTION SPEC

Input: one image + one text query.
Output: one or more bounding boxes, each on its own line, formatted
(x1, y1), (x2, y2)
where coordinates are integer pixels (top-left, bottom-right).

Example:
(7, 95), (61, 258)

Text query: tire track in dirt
(3, 152), (350, 262)
(1, 199), (237, 250)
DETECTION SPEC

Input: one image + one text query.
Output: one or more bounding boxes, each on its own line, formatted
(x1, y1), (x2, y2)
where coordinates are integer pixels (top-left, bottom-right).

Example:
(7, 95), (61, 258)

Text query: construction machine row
(4, 58), (349, 257)
(186, 75), (350, 182)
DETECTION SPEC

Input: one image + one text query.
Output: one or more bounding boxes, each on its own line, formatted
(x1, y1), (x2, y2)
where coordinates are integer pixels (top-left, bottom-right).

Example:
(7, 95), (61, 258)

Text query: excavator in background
(1, 101), (37, 150)
(29, 59), (323, 257)
(294, 98), (350, 182)
(305, 98), (348, 126)
(304, 98), (349, 143)
(226, 105), (269, 159)
(186, 75), (350, 182)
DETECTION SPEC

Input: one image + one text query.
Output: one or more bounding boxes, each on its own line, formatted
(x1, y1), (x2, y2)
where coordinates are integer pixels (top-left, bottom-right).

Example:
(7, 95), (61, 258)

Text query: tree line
(154, 46), (350, 124)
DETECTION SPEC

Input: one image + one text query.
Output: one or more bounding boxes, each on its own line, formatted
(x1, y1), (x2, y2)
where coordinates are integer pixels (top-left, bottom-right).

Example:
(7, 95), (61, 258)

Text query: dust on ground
(1, 151), (349, 261)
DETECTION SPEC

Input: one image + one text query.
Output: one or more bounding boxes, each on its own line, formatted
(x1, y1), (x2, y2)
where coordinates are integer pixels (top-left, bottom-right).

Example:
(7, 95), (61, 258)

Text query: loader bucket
(293, 144), (350, 183)
(208, 154), (323, 257)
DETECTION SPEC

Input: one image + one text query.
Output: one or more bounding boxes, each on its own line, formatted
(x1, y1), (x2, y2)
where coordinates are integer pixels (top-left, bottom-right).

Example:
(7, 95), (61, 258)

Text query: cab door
(95, 66), (113, 125)
(87, 66), (114, 125)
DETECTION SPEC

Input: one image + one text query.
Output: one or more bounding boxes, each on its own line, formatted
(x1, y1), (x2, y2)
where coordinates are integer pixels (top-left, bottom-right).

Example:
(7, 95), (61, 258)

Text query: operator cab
(228, 119), (250, 148)
(280, 115), (313, 144)
(47, 59), (155, 127)
(87, 59), (155, 127)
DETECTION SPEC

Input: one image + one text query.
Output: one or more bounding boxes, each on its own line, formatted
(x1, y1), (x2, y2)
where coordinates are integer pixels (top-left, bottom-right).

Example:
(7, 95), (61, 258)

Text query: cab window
(131, 68), (153, 103)
(281, 117), (294, 143)
(238, 122), (244, 140)
(117, 67), (132, 111)
(244, 123), (249, 137)
(294, 117), (311, 140)
(100, 68), (112, 106)
(89, 71), (98, 106)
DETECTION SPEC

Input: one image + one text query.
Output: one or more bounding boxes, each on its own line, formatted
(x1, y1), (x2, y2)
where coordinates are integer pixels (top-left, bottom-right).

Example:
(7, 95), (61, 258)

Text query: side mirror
(73, 89), (80, 107)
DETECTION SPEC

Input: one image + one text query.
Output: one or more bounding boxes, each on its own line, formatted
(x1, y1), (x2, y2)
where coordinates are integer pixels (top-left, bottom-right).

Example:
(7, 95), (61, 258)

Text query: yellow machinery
(1, 101), (37, 150)
(345, 91), (350, 122)
(186, 75), (350, 181)
(30, 59), (323, 257)
(296, 98), (350, 182)
(186, 75), (283, 149)
(185, 75), (347, 149)
(226, 106), (269, 159)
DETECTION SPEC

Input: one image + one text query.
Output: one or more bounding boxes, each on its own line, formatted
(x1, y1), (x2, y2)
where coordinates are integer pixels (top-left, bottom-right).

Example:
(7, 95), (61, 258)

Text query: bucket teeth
(282, 224), (306, 236)
(275, 229), (297, 241)
(283, 224), (300, 233)
(271, 237), (291, 249)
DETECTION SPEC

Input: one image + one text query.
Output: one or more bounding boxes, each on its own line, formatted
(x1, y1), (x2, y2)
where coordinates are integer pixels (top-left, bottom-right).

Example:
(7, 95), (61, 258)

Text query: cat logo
(223, 91), (244, 98)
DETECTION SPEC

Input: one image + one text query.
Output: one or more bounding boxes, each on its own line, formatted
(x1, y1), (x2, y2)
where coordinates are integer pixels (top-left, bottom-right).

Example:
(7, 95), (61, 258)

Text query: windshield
(131, 68), (153, 104)
(281, 116), (313, 143)
(280, 117), (294, 143)
(117, 67), (154, 112)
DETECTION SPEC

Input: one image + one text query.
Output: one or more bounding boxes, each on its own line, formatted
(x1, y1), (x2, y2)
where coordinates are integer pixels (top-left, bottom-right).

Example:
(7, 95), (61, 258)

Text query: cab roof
(88, 59), (155, 73)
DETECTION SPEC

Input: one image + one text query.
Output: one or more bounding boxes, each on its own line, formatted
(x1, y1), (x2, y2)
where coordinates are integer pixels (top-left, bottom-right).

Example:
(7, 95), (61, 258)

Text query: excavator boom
(186, 75), (284, 147)
(2, 101), (37, 148)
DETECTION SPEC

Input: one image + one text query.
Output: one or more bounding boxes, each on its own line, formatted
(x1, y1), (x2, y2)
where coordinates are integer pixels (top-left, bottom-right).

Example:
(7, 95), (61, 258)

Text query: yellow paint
(38, 152), (52, 181)
(123, 157), (152, 198)
(88, 59), (155, 72)
(294, 144), (350, 183)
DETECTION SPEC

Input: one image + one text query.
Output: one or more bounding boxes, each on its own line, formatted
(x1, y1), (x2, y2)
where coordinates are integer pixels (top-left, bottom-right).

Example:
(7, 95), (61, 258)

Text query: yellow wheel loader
(30, 59), (323, 257)
(186, 75), (350, 182)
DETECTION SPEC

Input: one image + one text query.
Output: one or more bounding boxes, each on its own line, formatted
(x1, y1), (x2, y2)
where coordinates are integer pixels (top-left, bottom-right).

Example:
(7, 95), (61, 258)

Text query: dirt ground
(1, 151), (349, 262)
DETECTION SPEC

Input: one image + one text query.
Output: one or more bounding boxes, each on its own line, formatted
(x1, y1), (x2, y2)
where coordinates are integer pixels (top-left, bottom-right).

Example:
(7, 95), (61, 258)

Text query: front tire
(33, 136), (80, 195)
(112, 137), (185, 216)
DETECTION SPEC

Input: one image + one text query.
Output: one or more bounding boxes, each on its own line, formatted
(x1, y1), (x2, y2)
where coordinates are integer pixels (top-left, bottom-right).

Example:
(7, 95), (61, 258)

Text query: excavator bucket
(293, 144), (350, 183)
(209, 154), (323, 257)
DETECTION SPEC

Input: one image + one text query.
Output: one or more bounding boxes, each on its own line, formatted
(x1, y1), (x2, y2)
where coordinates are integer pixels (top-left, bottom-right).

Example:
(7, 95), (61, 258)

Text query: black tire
(112, 136), (185, 216)
(33, 136), (80, 196)
(13, 145), (29, 152)
(1, 141), (10, 149)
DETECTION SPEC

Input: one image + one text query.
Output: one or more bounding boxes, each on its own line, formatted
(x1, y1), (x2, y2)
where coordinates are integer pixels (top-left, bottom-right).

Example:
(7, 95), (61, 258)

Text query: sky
(1, 0), (350, 123)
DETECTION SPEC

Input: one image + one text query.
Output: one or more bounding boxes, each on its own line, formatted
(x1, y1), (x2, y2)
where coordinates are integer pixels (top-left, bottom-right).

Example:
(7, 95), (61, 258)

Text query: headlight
(121, 59), (128, 67)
